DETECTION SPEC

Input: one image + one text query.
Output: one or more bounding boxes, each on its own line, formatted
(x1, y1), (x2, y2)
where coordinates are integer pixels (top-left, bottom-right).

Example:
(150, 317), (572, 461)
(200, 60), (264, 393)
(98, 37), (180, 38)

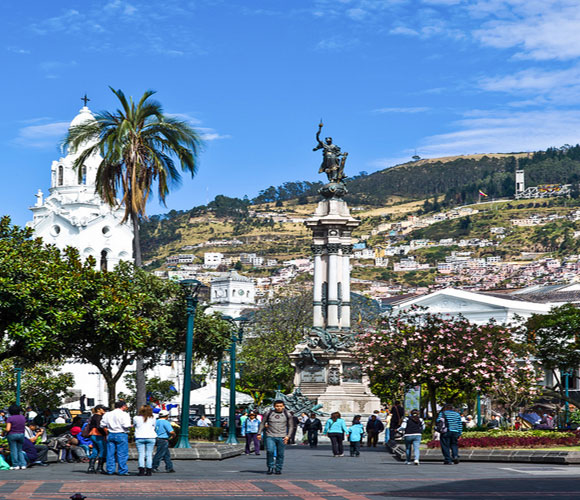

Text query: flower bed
(427, 431), (580, 449)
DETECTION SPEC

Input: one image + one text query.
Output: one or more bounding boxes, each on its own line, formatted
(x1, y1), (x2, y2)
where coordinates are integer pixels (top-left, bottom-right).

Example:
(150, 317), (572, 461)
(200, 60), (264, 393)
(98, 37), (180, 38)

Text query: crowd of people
(0, 402), (176, 475)
(0, 398), (511, 474)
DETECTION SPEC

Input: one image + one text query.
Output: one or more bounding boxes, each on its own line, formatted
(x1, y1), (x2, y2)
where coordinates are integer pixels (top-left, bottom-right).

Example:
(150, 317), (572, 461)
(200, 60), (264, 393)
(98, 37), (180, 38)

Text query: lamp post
(564, 369), (572, 426)
(215, 358), (223, 441)
(221, 316), (248, 445)
(175, 279), (201, 449)
(476, 393), (482, 427)
(15, 367), (23, 406)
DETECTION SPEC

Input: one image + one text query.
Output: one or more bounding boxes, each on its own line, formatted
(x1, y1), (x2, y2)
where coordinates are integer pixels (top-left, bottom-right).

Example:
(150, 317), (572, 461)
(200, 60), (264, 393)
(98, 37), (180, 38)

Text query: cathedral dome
(69, 106), (95, 129)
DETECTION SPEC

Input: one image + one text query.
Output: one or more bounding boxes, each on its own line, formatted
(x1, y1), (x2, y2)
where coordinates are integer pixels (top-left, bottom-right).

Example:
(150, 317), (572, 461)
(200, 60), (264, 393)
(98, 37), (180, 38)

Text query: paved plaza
(1, 445), (580, 500)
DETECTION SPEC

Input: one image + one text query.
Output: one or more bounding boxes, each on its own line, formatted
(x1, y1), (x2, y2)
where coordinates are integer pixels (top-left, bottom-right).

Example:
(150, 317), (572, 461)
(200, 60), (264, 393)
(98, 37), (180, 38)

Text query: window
(79, 165), (87, 185)
(58, 165), (64, 186)
(100, 249), (108, 272)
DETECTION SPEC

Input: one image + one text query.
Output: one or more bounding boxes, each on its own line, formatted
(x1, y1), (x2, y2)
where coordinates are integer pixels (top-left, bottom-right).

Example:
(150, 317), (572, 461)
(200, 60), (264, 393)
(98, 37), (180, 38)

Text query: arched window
(79, 165), (87, 185)
(58, 165), (64, 186)
(100, 249), (108, 272)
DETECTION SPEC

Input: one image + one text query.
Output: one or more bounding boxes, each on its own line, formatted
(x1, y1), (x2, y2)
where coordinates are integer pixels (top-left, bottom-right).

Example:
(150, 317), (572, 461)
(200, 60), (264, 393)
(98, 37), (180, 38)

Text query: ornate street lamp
(221, 316), (249, 445)
(175, 279), (201, 449)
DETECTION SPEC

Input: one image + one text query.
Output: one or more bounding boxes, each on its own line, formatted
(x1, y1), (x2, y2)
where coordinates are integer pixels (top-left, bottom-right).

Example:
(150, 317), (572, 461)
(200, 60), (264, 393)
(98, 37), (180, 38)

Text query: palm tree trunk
(131, 212), (147, 410)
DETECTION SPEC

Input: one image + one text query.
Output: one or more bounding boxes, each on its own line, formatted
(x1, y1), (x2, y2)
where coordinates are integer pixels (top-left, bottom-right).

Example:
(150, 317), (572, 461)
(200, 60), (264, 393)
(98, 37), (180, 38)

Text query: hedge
(461, 430), (573, 440)
(188, 426), (223, 441)
(427, 431), (580, 449)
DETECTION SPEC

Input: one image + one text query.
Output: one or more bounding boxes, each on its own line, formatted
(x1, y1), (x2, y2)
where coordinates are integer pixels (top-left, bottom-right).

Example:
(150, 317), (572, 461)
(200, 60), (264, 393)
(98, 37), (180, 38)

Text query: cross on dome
(81, 93), (90, 107)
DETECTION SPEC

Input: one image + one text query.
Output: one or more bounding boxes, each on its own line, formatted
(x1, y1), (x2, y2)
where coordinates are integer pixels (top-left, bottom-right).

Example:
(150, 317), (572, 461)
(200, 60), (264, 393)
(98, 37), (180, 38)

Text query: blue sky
(3, 0), (580, 225)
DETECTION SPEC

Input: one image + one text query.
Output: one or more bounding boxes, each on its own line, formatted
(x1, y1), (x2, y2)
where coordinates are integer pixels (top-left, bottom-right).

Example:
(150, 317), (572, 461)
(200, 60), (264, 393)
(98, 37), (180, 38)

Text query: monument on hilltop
(290, 122), (380, 414)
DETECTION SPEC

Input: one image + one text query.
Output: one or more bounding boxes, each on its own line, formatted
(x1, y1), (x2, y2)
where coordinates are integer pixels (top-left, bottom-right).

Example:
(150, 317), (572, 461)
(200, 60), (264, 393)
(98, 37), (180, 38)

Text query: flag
(479, 190), (488, 197)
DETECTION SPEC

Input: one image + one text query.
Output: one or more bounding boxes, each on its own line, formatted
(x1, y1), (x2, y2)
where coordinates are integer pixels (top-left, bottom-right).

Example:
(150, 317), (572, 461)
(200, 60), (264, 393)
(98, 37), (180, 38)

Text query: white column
(327, 244), (339, 328)
(341, 245), (352, 329)
(312, 246), (324, 327)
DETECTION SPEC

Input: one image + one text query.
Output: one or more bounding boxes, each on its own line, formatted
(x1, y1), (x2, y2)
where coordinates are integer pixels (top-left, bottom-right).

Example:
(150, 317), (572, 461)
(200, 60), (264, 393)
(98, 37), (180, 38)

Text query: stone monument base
(291, 345), (381, 415)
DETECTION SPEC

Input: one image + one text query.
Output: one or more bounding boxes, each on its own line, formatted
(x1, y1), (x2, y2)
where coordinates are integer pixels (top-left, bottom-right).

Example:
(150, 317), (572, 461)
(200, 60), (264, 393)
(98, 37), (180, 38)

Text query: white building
(26, 103), (138, 406)
(28, 105), (133, 270)
(207, 270), (256, 318)
(204, 252), (224, 268)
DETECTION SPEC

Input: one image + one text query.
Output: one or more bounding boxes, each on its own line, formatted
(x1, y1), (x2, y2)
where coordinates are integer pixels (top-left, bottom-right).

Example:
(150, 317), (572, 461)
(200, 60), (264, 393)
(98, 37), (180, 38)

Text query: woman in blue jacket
(241, 413), (261, 455)
(323, 412), (348, 457)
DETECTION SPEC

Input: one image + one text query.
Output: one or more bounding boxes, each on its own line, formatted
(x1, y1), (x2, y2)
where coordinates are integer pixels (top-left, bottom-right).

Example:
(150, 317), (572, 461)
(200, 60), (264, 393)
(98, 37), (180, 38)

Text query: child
(347, 415), (365, 457)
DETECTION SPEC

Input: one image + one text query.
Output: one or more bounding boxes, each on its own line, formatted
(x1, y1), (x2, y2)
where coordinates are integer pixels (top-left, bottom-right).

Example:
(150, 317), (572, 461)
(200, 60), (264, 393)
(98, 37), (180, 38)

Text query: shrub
(427, 431), (580, 449)
(187, 426), (223, 441)
(462, 430), (573, 439)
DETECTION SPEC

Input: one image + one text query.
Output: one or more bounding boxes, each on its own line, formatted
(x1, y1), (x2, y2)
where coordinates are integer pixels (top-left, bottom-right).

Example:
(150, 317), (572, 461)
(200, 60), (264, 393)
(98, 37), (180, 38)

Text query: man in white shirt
(197, 415), (212, 427)
(100, 401), (132, 475)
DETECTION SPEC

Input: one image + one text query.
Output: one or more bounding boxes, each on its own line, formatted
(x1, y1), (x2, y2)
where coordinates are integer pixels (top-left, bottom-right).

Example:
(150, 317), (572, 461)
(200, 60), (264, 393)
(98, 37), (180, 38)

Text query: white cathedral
(27, 104), (133, 269)
(27, 104), (139, 406)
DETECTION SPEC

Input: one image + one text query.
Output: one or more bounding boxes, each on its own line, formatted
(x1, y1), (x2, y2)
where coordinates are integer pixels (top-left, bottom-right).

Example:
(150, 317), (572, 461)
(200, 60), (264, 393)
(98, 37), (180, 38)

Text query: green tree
(64, 262), (186, 408)
(239, 291), (312, 399)
(118, 374), (179, 411)
(63, 87), (203, 408)
(0, 217), (92, 363)
(524, 304), (580, 404)
(0, 360), (74, 410)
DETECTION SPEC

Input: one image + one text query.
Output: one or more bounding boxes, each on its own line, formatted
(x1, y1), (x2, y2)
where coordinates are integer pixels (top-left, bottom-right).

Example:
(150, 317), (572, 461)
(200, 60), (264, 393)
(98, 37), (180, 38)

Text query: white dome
(69, 106), (95, 128)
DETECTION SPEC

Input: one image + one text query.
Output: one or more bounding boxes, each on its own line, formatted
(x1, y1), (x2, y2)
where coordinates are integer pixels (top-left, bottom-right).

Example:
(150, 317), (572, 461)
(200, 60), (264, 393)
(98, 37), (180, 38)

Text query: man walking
(389, 401), (404, 441)
(437, 404), (463, 465)
(100, 401), (132, 475)
(152, 410), (175, 473)
(257, 400), (295, 475)
(366, 414), (384, 447)
(303, 413), (322, 448)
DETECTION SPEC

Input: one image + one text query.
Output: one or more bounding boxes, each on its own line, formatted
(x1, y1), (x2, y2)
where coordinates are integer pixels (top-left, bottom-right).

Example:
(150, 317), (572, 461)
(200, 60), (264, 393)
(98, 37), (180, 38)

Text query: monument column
(312, 244), (324, 328)
(290, 120), (381, 415)
(326, 243), (340, 328)
(341, 244), (353, 329)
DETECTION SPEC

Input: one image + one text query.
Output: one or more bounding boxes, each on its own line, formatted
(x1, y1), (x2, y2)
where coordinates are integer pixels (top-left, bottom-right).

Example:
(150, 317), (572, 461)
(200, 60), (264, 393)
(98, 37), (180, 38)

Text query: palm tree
(64, 87), (203, 408)
(64, 87), (203, 266)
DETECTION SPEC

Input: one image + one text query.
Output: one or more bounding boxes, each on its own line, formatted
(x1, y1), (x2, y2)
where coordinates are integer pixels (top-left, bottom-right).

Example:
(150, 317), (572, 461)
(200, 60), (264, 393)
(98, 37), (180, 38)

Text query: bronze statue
(313, 121), (348, 183)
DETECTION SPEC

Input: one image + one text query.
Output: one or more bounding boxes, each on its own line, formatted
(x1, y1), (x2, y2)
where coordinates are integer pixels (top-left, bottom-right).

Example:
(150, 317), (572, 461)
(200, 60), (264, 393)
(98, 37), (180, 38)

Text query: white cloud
(472, 2), (580, 61)
(13, 121), (70, 149)
(389, 26), (419, 36)
(422, 0), (462, 4)
(198, 128), (231, 141)
(316, 36), (359, 51)
(419, 110), (580, 156)
(374, 106), (430, 113)
(479, 65), (580, 106)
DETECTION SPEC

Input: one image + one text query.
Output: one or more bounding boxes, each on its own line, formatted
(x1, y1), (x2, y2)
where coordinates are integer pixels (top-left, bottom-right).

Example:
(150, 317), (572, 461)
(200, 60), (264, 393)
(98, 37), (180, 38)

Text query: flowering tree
(354, 307), (538, 425)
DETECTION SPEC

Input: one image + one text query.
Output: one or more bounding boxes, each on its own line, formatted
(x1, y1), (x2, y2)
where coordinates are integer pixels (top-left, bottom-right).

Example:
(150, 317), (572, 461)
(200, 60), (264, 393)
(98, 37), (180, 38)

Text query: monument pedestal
(290, 190), (380, 415)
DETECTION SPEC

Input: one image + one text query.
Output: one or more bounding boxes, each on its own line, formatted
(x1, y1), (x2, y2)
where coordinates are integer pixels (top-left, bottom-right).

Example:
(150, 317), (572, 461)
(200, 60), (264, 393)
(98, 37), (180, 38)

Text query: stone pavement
(2, 445), (580, 500)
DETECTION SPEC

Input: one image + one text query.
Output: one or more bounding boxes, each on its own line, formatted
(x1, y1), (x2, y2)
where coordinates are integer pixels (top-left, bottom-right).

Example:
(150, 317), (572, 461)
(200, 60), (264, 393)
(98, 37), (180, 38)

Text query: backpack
(435, 413), (448, 434)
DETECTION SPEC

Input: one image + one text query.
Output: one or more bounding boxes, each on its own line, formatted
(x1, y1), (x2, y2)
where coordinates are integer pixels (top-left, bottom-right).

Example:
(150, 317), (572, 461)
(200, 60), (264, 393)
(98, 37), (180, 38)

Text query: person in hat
(152, 410), (176, 473)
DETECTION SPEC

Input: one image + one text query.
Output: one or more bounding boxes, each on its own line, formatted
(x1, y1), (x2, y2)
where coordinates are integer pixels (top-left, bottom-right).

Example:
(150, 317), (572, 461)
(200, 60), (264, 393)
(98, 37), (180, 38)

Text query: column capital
(327, 243), (340, 254)
(311, 244), (325, 255)
(341, 244), (354, 255)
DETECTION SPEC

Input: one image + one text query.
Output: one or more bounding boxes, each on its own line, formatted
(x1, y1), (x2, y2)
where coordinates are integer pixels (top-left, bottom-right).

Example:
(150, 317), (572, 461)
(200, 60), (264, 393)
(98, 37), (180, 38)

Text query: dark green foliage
(188, 426), (223, 441)
(253, 181), (323, 204)
(208, 195), (250, 219)
(0, 360), (74, 410)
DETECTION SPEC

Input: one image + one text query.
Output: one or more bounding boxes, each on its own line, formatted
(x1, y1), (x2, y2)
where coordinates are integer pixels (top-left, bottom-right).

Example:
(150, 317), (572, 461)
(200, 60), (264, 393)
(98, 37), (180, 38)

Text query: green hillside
(140, 145), (580, 268)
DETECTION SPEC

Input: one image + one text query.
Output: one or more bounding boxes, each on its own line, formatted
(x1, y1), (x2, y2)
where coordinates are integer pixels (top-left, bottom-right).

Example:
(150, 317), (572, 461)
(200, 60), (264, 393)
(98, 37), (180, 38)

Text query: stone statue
(308, 327), (355, 353)
(313, 121), (348, 184)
